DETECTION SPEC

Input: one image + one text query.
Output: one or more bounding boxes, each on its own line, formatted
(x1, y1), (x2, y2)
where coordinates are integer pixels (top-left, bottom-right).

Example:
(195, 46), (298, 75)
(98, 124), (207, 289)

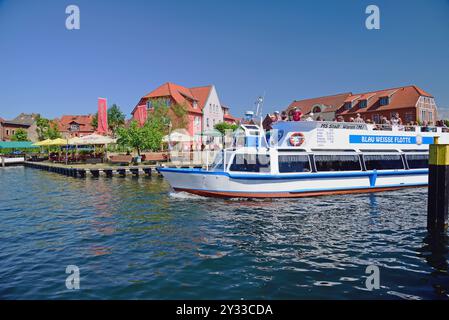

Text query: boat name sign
(349, 135), (433, 144)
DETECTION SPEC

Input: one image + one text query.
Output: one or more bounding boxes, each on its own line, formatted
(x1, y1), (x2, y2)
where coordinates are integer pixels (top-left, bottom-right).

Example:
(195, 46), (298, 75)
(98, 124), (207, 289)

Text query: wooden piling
(427, 137), (449, 233)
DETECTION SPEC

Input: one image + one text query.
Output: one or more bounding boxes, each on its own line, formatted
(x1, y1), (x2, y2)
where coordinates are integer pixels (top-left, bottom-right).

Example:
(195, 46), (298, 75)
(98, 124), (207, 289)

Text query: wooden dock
(23, 161), (204, 178)
(24, 161), (160, 178)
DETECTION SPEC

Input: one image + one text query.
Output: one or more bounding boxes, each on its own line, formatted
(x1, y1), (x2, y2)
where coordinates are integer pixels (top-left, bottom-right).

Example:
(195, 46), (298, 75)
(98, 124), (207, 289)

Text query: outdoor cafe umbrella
(162, 131), (192, 143)
(45, 138), (69, 146)
(33, 139), (52, 147)
(70, 133), (117, 162)
(72, 133), (116, 145)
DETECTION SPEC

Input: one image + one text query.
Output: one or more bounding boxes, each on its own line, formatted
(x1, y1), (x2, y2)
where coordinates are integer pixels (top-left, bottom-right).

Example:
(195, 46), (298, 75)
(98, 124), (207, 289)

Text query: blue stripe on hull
(158, 167), (429, 180)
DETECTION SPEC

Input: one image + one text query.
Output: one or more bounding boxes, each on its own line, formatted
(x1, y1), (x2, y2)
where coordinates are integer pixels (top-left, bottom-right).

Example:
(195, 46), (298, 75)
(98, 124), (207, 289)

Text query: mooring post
(1, 157), (4, 167)
(427, 136), (449, 233)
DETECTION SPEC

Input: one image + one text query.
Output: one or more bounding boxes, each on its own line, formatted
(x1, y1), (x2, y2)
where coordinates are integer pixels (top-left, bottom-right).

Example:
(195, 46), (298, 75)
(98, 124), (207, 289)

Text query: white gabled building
(191, 85), (224, 131)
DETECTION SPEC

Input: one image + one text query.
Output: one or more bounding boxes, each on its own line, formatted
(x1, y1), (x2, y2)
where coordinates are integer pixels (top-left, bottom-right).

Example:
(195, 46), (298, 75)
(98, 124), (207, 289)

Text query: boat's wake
(168, 190), (208, 200)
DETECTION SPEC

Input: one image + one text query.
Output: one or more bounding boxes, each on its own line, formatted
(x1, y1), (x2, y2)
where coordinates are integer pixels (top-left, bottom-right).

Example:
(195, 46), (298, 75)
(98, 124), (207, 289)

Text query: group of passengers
(265, 108), (448, 132)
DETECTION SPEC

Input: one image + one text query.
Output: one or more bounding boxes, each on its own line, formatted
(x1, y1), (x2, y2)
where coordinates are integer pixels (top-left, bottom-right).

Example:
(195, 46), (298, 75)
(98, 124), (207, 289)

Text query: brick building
(131, 82), (238, 137)
(0, 113), (39, 142)
(55, 115), (95, 138)
(286, 85), (439, 124)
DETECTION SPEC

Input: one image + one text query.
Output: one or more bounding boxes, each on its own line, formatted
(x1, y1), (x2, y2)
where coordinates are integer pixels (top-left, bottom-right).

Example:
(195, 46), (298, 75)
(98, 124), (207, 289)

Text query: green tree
(11, 128), (29, 141)
(116, 102), (171, 155)
(170, 103), (188, 129)
(214, 122), (238, 135)
(36, 116), (61, 140)
(91, 104), (126, 136)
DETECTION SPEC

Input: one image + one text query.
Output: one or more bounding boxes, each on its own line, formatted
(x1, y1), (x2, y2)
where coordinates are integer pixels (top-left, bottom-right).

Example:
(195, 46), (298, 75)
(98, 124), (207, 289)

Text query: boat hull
(158, 168), (428, 199)
(173, 185), (424, 198)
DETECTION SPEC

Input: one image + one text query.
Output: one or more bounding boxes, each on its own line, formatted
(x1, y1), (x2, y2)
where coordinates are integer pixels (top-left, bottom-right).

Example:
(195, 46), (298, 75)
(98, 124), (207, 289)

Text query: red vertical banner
(97, 97), (108, 134)
(136, 105), (147, 127)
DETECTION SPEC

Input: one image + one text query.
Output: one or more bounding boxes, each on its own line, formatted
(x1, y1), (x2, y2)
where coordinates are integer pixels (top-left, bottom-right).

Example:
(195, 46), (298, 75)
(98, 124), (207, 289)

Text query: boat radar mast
(254, 94), (265, 118)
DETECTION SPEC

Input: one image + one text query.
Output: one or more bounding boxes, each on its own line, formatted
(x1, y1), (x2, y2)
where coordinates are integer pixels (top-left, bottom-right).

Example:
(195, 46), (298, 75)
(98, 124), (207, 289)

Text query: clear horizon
(1, 0), (448, 120)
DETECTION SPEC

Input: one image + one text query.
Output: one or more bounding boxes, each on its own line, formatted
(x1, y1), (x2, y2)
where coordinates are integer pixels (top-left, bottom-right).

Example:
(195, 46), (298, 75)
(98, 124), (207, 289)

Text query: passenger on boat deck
(280, 111), (288, 121)
(354, 113), (365, 123)
(291, 107), (303, 121)
(421, 121), (430, 132)
(390, 112), (403, 126)
(305, 113), (314, 121)
(348, 117), (355, 122)
(316, 116), (324, 121)
(381, 116), (391, 127)
(436, 120), (449, 132)
(336, 116), (344, 122)
(365, 119), (373, 124)
(273, 111), (282, 122)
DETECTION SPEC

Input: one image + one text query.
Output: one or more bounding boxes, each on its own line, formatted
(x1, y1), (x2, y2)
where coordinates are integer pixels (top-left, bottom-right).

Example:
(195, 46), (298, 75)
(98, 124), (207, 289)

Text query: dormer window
(70, 123), (80, 132)
(359, 100), (367, 108)
(312, 106), (322, 113)
(344, 102), (352, 110)
(193, 101), (198, 108)
(379, 97), (389, 106)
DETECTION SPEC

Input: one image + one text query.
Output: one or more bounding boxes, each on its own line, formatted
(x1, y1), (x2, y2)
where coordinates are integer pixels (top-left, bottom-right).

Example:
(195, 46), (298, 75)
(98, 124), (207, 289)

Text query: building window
(70, 124), (80, 132)
(359, 100), (367, 108)
(429, 111), (433, 122)
(6, 130), (9, 135)
(372, 114), (381, 124)
(404, 112), (414, 123)
(421, 110), (426, 121)
(379, 97), (389, 106)
(164, 98), (171, 107)
(193, 101), (198, 108)
(344, 102), (352, 110)
(313, 106), (322, 113)
(194, 116), (200, 126)
(147, 100), (153, 109)
(206, 118), (209, 127)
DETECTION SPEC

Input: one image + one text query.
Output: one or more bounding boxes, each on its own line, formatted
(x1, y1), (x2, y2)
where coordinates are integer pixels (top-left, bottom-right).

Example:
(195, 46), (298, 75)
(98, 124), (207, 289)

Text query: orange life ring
(289, 132), (305, 146)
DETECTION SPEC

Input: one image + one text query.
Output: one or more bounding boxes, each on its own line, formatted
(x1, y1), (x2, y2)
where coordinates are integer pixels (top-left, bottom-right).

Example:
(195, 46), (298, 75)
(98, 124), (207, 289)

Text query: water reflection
(0, 168), (448, 299)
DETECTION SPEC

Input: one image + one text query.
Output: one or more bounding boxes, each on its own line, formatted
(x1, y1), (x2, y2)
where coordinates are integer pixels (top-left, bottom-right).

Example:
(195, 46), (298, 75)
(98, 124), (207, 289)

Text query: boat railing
(368, 123), (449, 133)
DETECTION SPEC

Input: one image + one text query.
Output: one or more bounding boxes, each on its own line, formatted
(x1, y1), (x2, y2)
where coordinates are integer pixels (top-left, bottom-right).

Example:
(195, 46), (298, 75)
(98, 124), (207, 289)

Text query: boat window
(364, 154), (404, 170)
(230, 154), (270, 173)
(314, 154), (361, 172)
(211, 151), (224, 171)
(405, 154), (429, 169)
(278, 155), (311, 173)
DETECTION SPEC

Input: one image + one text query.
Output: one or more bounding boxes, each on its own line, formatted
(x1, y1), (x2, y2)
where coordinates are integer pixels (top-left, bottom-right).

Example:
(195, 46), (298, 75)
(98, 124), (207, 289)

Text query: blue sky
(1, 0), (448, 119)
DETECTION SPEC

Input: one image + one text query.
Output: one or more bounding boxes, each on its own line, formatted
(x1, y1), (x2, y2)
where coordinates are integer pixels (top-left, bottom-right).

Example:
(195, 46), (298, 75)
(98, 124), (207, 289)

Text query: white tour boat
(158, 121), (449, 198)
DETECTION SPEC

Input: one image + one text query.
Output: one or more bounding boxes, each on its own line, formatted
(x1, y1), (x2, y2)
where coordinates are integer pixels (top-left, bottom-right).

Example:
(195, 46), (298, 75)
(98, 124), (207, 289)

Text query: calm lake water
(0, 166), (448, 299)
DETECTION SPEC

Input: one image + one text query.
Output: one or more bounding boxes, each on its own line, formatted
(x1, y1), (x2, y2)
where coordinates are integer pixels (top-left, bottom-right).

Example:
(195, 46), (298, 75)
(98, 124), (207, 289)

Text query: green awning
(0, 141), (37, 149)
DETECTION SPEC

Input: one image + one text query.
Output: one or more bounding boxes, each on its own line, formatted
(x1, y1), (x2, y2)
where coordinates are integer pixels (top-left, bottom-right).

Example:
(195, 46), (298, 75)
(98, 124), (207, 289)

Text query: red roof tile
(337, 85), (429, 115)
(132, 82), (212, 115)
(287, 92), (352, 114)
(224, 114), (240, 123)
(344, 95), (361, 103)
(286, 85), (434, 117)
(55, 115), (95, 132)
